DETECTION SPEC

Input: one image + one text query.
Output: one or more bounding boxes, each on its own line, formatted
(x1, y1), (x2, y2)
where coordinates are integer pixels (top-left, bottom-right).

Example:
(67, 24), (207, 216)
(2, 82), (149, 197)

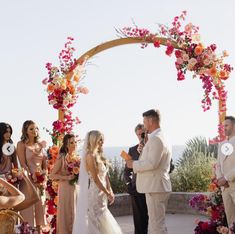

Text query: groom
(126, 109), (172, 234)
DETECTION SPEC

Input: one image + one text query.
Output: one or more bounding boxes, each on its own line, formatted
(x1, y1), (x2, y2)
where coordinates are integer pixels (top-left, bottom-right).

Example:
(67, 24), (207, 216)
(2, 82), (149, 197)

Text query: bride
(73, 130), (123, 234)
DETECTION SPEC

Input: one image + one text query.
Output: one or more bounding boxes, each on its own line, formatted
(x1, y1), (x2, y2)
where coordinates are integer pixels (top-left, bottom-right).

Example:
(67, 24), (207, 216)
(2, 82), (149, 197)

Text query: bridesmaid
(16, 120), (47, 233)
(0, 122), (18, 177)
(50, 133), (78, 234)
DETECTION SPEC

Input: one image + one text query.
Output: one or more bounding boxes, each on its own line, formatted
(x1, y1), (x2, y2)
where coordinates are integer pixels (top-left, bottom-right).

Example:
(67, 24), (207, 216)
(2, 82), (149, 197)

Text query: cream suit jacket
(133, 129), (172, 193)
(216, 136), (235, 186)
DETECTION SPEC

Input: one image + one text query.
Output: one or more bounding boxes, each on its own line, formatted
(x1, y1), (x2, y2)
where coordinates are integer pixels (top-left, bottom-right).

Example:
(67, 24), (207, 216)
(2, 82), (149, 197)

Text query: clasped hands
(107, 190), (115, 205)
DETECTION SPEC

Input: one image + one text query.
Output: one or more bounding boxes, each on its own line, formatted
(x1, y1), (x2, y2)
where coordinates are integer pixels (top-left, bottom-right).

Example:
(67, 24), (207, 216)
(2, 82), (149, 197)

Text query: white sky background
(0, 0), (235, 147)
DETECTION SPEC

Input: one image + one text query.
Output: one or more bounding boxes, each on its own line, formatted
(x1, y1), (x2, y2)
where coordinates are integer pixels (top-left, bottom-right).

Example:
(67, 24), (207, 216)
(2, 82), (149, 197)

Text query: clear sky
(1, 0), (235, 147)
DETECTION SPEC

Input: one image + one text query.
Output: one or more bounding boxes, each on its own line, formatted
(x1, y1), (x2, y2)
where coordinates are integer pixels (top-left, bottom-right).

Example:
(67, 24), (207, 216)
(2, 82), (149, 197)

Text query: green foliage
(171, 136), (217, 192)
(108, 158), (126, 194)
(178, 136), (218, 167)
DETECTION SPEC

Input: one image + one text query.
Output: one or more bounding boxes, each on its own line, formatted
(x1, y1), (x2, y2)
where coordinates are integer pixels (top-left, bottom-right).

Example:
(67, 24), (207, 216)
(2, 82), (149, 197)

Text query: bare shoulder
(17, 141), (25, 149)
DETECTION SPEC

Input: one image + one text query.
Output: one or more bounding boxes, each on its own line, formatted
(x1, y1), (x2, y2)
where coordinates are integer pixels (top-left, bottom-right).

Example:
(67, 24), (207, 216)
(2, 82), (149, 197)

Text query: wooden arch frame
(58, 37), (225, 141)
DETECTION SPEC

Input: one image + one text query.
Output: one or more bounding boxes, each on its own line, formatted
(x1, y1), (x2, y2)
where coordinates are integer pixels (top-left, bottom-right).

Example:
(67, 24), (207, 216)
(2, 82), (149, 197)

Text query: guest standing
(17, 120), (47, 233)
(50, 133), (78, 234)
(0, 122), (18, 177)
(216, 116), (235, 230)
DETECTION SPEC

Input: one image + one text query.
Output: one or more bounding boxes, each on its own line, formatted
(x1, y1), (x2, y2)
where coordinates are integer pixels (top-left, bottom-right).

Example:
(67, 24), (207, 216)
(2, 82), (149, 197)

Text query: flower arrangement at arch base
(189, 178), (235, 233)
(42, 37), (88, 234)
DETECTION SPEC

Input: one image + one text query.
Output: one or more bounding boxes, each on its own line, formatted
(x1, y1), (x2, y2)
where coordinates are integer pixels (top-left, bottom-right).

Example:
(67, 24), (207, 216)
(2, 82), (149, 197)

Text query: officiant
(124, 123), (148, 234)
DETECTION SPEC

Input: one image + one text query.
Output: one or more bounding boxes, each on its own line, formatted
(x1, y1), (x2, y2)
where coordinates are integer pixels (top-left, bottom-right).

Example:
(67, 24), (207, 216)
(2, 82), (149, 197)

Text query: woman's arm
(13, 171), (39, 211)
(106, 174), (114, 204)
(50, 157), (74, 181)
(16, 142), (30, 173)
(86, 154), (110, 196)
(0, 178), (25, 209)
(12, 150), (18, 169)
(106, 174), (113, 194)
(42, 155), (48, 175)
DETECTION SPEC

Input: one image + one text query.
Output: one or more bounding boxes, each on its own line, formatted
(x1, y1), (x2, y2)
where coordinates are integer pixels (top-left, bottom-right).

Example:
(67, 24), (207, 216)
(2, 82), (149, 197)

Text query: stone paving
(116, 213), (208, 234)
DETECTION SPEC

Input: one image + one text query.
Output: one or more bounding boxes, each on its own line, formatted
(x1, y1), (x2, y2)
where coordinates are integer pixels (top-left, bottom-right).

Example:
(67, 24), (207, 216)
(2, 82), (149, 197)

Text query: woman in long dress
(50, 133), (78, 234)
(16, 120), (47, 233)
(0, 123), (18, 178)
(74, 130), (123, 234)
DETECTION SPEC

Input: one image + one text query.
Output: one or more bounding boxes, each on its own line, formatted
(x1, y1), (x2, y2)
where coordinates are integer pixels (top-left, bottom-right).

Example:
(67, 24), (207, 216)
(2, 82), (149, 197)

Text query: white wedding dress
(87, 161), (123, 234)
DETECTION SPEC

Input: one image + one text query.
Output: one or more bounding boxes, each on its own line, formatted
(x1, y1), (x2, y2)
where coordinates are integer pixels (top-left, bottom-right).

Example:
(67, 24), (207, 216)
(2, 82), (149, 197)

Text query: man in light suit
(216, 116), (235, 229)
(124, 124), (148, 234)
(126, 109), (171, 234)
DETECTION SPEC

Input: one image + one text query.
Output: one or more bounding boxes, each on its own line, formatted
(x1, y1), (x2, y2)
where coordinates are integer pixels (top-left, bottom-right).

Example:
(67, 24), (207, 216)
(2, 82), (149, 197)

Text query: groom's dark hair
(143, 109), (160, 123)
(225, 116), (235, 125)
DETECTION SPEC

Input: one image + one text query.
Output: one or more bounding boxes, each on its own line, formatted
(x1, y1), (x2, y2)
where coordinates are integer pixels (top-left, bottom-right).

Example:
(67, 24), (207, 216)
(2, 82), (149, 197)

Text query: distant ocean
(104, 145), (185, 163)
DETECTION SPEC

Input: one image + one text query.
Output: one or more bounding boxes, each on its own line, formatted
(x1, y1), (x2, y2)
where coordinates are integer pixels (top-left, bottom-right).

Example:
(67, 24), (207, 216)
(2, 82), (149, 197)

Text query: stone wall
(109, 192), (209, 217)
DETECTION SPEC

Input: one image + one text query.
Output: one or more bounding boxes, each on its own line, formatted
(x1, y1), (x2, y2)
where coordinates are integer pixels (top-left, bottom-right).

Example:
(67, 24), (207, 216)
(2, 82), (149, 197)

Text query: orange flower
(73, 167), (80, 175)
(219, 70), (228, 80)
(47, 84), (55, 93)
(194, 44), (203, 55)
(209, 65), (217, 77)
(208, 182), (217, 192)
(49, 145), (59, 159)
(54, 196), (58, 205)
(65, 71), (74, 80)
(73, 75), (80, 83)
(52, 181), (58, 191)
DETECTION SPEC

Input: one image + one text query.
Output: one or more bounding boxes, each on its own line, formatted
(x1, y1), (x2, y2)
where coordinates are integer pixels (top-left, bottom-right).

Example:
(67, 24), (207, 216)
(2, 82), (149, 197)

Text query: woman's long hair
(87, 130), (110, 167)
(59, 133), (75, 156)
(20, 120), (39, 143)
(0, 122), (13, 163)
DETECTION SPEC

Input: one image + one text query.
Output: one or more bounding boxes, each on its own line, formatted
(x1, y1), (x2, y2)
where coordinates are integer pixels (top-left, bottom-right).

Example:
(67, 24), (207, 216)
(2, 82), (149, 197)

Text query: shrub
(109, 157), (126, 194)
(171, 151), (215, 192)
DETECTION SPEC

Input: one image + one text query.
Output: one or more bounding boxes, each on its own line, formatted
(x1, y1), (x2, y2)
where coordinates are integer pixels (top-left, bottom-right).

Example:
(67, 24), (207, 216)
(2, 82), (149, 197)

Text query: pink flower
(176, 58), (184, 65)
(42, 78), (48, 85)
(175, 50), (181, 58)
(177, 71), (185, 81)
(153, 40), (160, 48)
(77, 86), (89, 94)
(184, 23), (193, 34)
(165, 42), (174, 56)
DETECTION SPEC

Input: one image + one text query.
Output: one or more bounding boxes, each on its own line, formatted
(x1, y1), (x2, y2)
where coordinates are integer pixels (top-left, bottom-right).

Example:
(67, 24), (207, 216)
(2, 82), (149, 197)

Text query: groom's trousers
(145, 192), (170, 234)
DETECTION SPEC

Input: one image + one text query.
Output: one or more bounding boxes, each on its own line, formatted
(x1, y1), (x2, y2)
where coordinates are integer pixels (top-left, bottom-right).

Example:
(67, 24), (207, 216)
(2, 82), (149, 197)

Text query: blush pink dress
(52, 155), (77, 234)
(19, 144), (47, 227)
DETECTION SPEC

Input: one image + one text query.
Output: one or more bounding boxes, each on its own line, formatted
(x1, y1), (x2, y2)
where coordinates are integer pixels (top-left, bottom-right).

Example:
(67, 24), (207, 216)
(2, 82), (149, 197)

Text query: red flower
(177, 70), (185, 81)
(153, 40), (160, 48)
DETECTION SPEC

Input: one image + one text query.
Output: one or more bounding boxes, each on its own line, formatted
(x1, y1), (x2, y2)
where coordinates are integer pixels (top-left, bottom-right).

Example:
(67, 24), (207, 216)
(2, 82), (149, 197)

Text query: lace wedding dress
(87, 161), (123, 234)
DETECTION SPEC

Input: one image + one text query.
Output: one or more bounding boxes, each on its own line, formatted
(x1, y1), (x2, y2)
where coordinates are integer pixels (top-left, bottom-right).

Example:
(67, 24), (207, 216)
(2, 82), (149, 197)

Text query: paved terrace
(111, 193), (209, 234)
(116, 213), (207, 234)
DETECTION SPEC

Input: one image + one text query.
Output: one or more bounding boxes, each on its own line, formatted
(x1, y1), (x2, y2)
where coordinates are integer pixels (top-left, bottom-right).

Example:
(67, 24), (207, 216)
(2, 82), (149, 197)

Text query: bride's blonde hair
(87, 130), (110, 167)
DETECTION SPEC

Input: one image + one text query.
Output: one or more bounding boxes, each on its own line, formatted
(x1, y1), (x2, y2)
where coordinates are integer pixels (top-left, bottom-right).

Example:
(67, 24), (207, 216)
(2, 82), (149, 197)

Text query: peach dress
(52, 155), (77, 234)
(19, 145), (47, 227)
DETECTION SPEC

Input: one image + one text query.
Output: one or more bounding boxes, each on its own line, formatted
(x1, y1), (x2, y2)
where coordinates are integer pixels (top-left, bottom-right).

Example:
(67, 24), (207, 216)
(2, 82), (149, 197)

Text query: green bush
(108, 158), (126, 194)
(171, 136), (217, 192)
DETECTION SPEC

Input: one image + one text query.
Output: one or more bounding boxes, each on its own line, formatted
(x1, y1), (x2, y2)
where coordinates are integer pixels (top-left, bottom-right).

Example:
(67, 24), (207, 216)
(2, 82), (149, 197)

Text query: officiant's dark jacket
(124, 144), (142, 195)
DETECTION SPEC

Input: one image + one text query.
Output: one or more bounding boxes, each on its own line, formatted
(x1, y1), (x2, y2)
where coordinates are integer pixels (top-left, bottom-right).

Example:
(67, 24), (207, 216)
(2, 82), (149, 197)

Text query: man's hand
(126, 160), (133, 168)
(137, 143), (144, 154)
(217, 176), (229, 187)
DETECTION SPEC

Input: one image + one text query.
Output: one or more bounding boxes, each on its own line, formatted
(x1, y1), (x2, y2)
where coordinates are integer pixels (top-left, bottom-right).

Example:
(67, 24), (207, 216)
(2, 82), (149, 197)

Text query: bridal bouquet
(33, 163), (47, 196)
(66, 155), (81, 185)
(6, 168), (23, 186)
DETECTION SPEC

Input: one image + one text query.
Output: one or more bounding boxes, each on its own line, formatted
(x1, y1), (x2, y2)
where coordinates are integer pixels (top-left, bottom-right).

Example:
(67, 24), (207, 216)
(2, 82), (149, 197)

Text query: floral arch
(43, 11), (233, 232)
